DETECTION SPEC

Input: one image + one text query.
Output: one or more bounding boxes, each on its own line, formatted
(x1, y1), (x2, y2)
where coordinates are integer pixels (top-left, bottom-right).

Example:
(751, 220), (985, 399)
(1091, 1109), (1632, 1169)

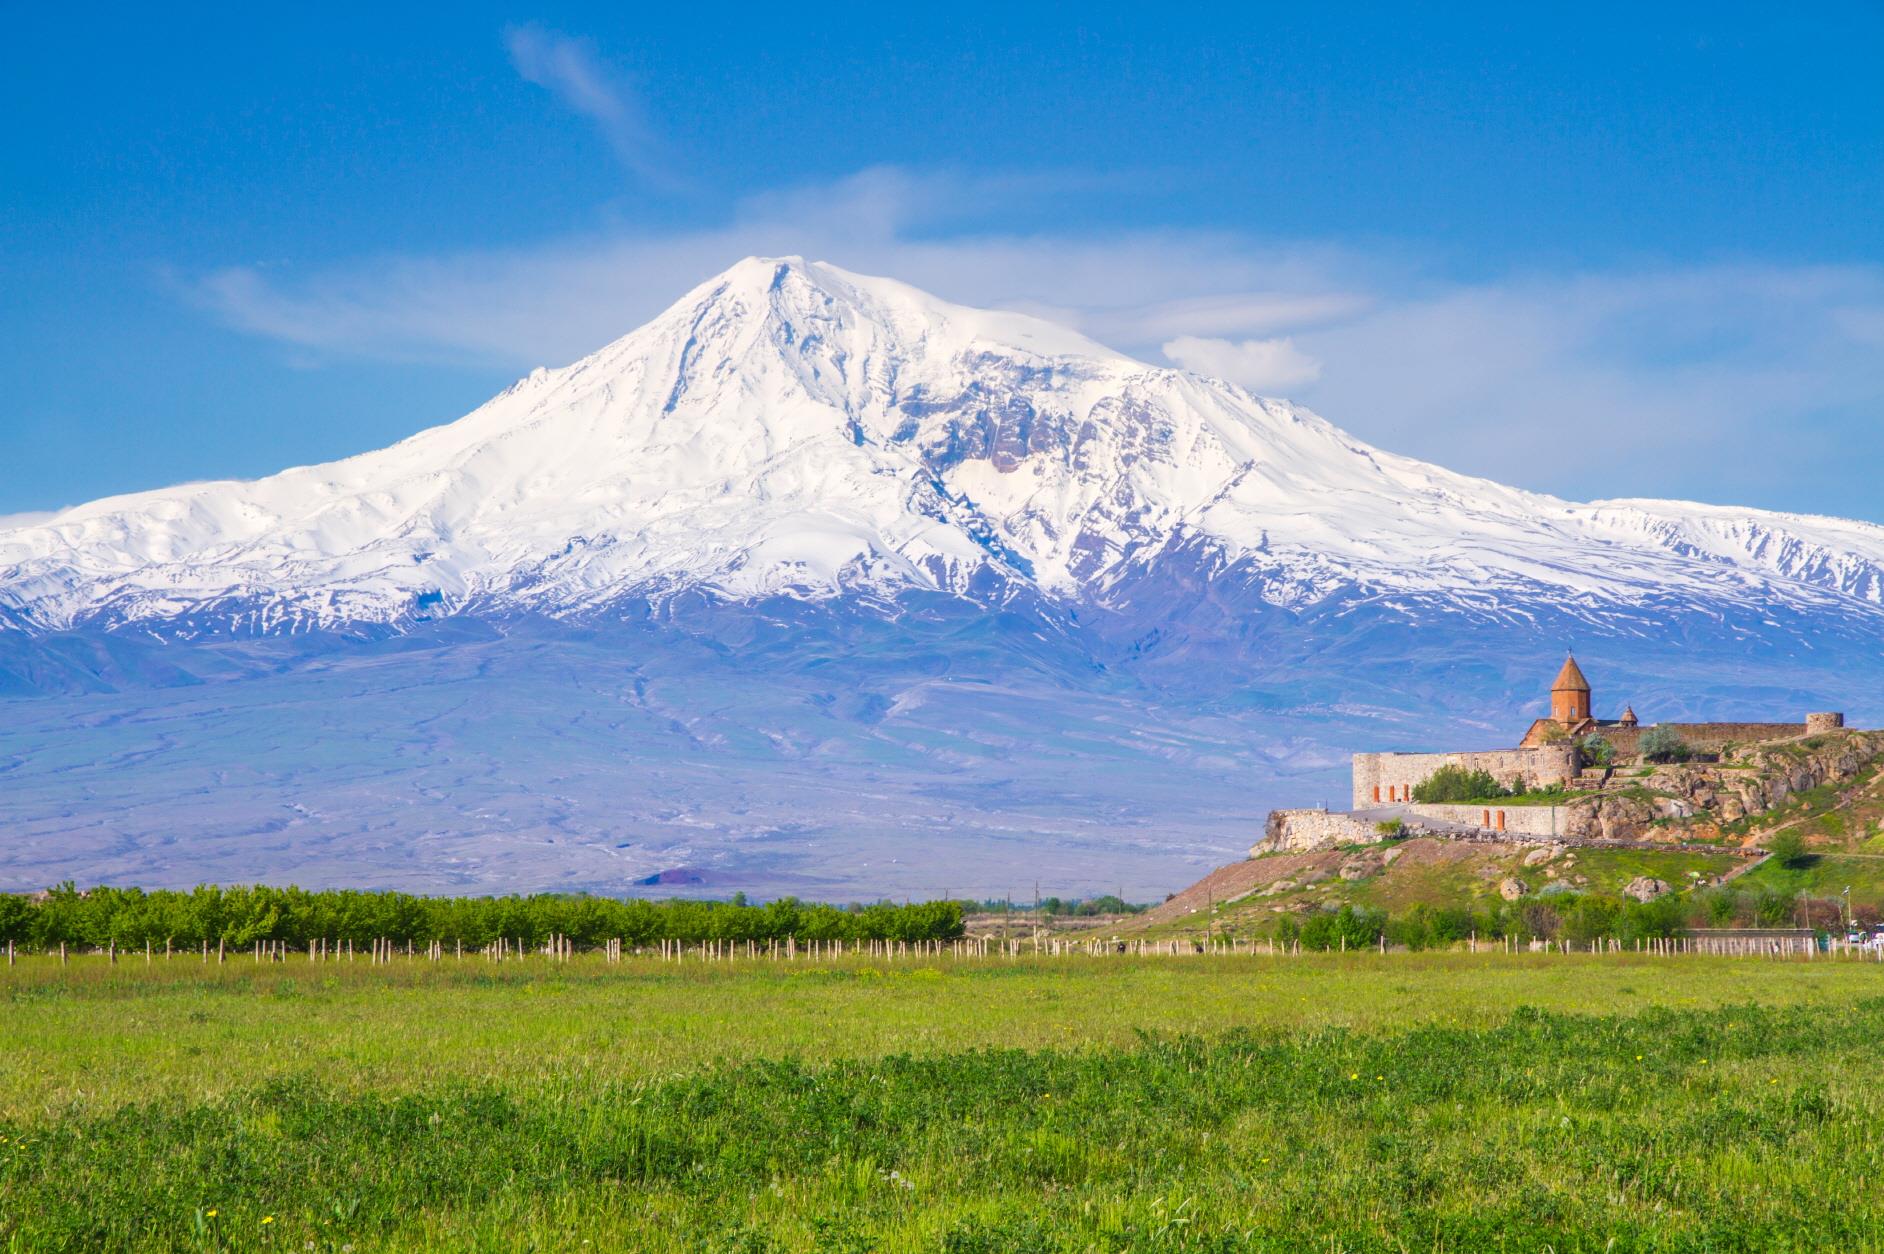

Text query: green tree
(1639, 725), (1693, 764)
(1575, 734), (1614, 768)
(1298, 905), (1385, 951)
(1752, 887), (1800, 928)
(1766, 830), (1811, 869)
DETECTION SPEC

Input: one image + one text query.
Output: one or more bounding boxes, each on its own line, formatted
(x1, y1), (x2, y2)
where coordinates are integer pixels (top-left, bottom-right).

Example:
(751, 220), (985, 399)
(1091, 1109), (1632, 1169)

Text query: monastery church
(1350, 656), (1844, 811)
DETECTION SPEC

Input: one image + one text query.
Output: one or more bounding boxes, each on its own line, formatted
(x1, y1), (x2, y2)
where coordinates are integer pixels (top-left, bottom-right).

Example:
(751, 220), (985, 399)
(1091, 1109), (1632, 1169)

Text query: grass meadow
(4, 951), (1884, 1251)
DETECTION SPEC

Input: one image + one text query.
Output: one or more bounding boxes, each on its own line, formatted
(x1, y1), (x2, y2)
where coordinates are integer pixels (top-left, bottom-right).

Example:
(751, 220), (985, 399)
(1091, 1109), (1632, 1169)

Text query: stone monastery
(1351, 656), (1845, 811)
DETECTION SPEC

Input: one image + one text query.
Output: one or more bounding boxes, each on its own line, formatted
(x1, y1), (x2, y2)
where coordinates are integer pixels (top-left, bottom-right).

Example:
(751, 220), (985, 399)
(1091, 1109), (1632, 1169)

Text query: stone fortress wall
(1262, 800), (1566, 853)
(1258, 809), (1382, 854)
(1591, 715), (1843, 758)
(1404, 802), (1564, 837)
(1295, 657), (1856, 853)
(1350, 745), (1578, 810)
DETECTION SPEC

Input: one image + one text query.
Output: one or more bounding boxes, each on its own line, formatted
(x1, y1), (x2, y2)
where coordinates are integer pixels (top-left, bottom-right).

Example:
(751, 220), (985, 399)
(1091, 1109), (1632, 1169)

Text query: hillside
(1141, 728), (1884, 940)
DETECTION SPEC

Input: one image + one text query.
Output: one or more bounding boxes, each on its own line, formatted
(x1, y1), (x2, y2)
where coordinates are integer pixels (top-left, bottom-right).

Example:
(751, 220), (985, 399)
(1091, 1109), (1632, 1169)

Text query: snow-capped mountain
(3, 258), (1882, 899)
(5, 256), (1883, 638)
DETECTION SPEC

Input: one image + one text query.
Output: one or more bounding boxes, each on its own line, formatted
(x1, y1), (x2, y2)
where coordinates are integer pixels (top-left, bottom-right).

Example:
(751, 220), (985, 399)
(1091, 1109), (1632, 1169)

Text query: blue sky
(4, 4), (1882, 521)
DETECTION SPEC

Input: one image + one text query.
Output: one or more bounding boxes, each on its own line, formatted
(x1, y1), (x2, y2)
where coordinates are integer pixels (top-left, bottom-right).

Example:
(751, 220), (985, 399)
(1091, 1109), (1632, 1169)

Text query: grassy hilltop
(6, 951), (1884, 1251)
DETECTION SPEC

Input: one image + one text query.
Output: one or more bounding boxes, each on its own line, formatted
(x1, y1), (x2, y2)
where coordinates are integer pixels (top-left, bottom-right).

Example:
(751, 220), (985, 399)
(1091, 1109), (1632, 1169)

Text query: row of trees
(0, 884), (965, 950)
(1035, 895), (1143, 918)
(1274, 884), (1854, 952)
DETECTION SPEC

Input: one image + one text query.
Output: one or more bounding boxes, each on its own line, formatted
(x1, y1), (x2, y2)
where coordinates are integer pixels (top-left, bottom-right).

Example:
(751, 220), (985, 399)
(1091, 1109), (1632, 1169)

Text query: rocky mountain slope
(2, 259), (1882, 896)
(5, 257), (1884, 640)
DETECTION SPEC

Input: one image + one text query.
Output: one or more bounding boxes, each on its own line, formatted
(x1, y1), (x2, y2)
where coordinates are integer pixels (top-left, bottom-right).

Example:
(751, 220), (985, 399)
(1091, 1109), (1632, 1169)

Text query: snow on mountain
(6, 258), (1884, 896)
(6, 256), (1884, 638)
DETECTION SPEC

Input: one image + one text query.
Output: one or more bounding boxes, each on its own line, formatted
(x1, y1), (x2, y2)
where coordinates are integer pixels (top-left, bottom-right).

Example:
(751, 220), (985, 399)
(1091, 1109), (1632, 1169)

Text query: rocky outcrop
(1566, 792), (1660, 841)
(1623, 876), (1672, 902)
(1560, 730), (1883, 843)
(1499, 877), (1528, 901)
(1657, 731), (1883, 822)
(1339, 858), (1377, 881)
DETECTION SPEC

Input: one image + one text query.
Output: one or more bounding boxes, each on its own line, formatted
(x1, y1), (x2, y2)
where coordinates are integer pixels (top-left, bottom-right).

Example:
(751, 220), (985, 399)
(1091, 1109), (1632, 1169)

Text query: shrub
(1620, 895), (1688, 943)
(1374, 819), (1405, 837)
(1575, 734), (1614, 768)
(1701, 887), (1739, 927)
(1388, 903), (1475, 951)
(1639, 725), (1694, 764)
(1766, 830), (1811, 869)
(1752, 887), (1801, 928)
(1298, 905), (1385, 951)
(1411, 765), (1511, 804)
(1520, 901), (1562, 940)
(1560, 895), (1621, 946)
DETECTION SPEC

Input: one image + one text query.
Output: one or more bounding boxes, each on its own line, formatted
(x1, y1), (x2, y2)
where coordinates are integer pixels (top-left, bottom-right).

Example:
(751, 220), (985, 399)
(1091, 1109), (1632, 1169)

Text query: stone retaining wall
(1256, 809), (1386, 855)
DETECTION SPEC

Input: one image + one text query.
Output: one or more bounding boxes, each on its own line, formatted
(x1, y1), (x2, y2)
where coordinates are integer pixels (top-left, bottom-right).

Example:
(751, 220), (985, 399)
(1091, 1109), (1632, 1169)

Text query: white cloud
(1160, 335), (1323, 392)
(1291, 266), (1884, 507)
(505, 25), (681, 192)
(1132, 291), (1371, 341)
(179, 165), (1884, 518)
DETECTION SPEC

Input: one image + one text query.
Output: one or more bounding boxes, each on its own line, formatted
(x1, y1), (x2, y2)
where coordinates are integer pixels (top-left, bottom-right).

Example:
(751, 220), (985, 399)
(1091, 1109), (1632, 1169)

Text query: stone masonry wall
(1599, 722), (1807, 759)
(1351, 746), (1578, 809)
(1257, 809), (1384, 855)
(1405, 802), (1567, 838)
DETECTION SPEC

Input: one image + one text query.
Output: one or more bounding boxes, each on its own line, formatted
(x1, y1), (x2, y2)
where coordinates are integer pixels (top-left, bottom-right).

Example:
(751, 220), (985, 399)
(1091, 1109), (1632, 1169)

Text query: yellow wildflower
(262, 1216), (275, 1225)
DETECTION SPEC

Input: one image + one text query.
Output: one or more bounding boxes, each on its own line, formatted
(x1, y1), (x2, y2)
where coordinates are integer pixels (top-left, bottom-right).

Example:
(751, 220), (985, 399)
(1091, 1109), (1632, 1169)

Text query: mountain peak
(655, 254), (1137, 371)
(3, 262), (1884, 638)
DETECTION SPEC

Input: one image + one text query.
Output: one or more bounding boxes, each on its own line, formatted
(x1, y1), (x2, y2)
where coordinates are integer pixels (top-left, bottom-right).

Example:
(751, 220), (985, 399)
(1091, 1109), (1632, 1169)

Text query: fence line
(1, 928), (1877, 969)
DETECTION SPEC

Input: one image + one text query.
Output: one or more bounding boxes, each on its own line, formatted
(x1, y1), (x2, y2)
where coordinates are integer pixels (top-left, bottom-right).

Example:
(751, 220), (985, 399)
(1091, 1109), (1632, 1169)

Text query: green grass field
(6, 951), (1884, 1251)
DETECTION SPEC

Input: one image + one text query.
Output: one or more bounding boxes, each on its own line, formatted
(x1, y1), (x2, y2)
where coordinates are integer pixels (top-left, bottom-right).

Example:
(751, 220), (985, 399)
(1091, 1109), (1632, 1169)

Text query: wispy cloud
(182, 165), (1884, 518)
(1161, 335), (1323, 391)
(504, 25), (682, 192)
